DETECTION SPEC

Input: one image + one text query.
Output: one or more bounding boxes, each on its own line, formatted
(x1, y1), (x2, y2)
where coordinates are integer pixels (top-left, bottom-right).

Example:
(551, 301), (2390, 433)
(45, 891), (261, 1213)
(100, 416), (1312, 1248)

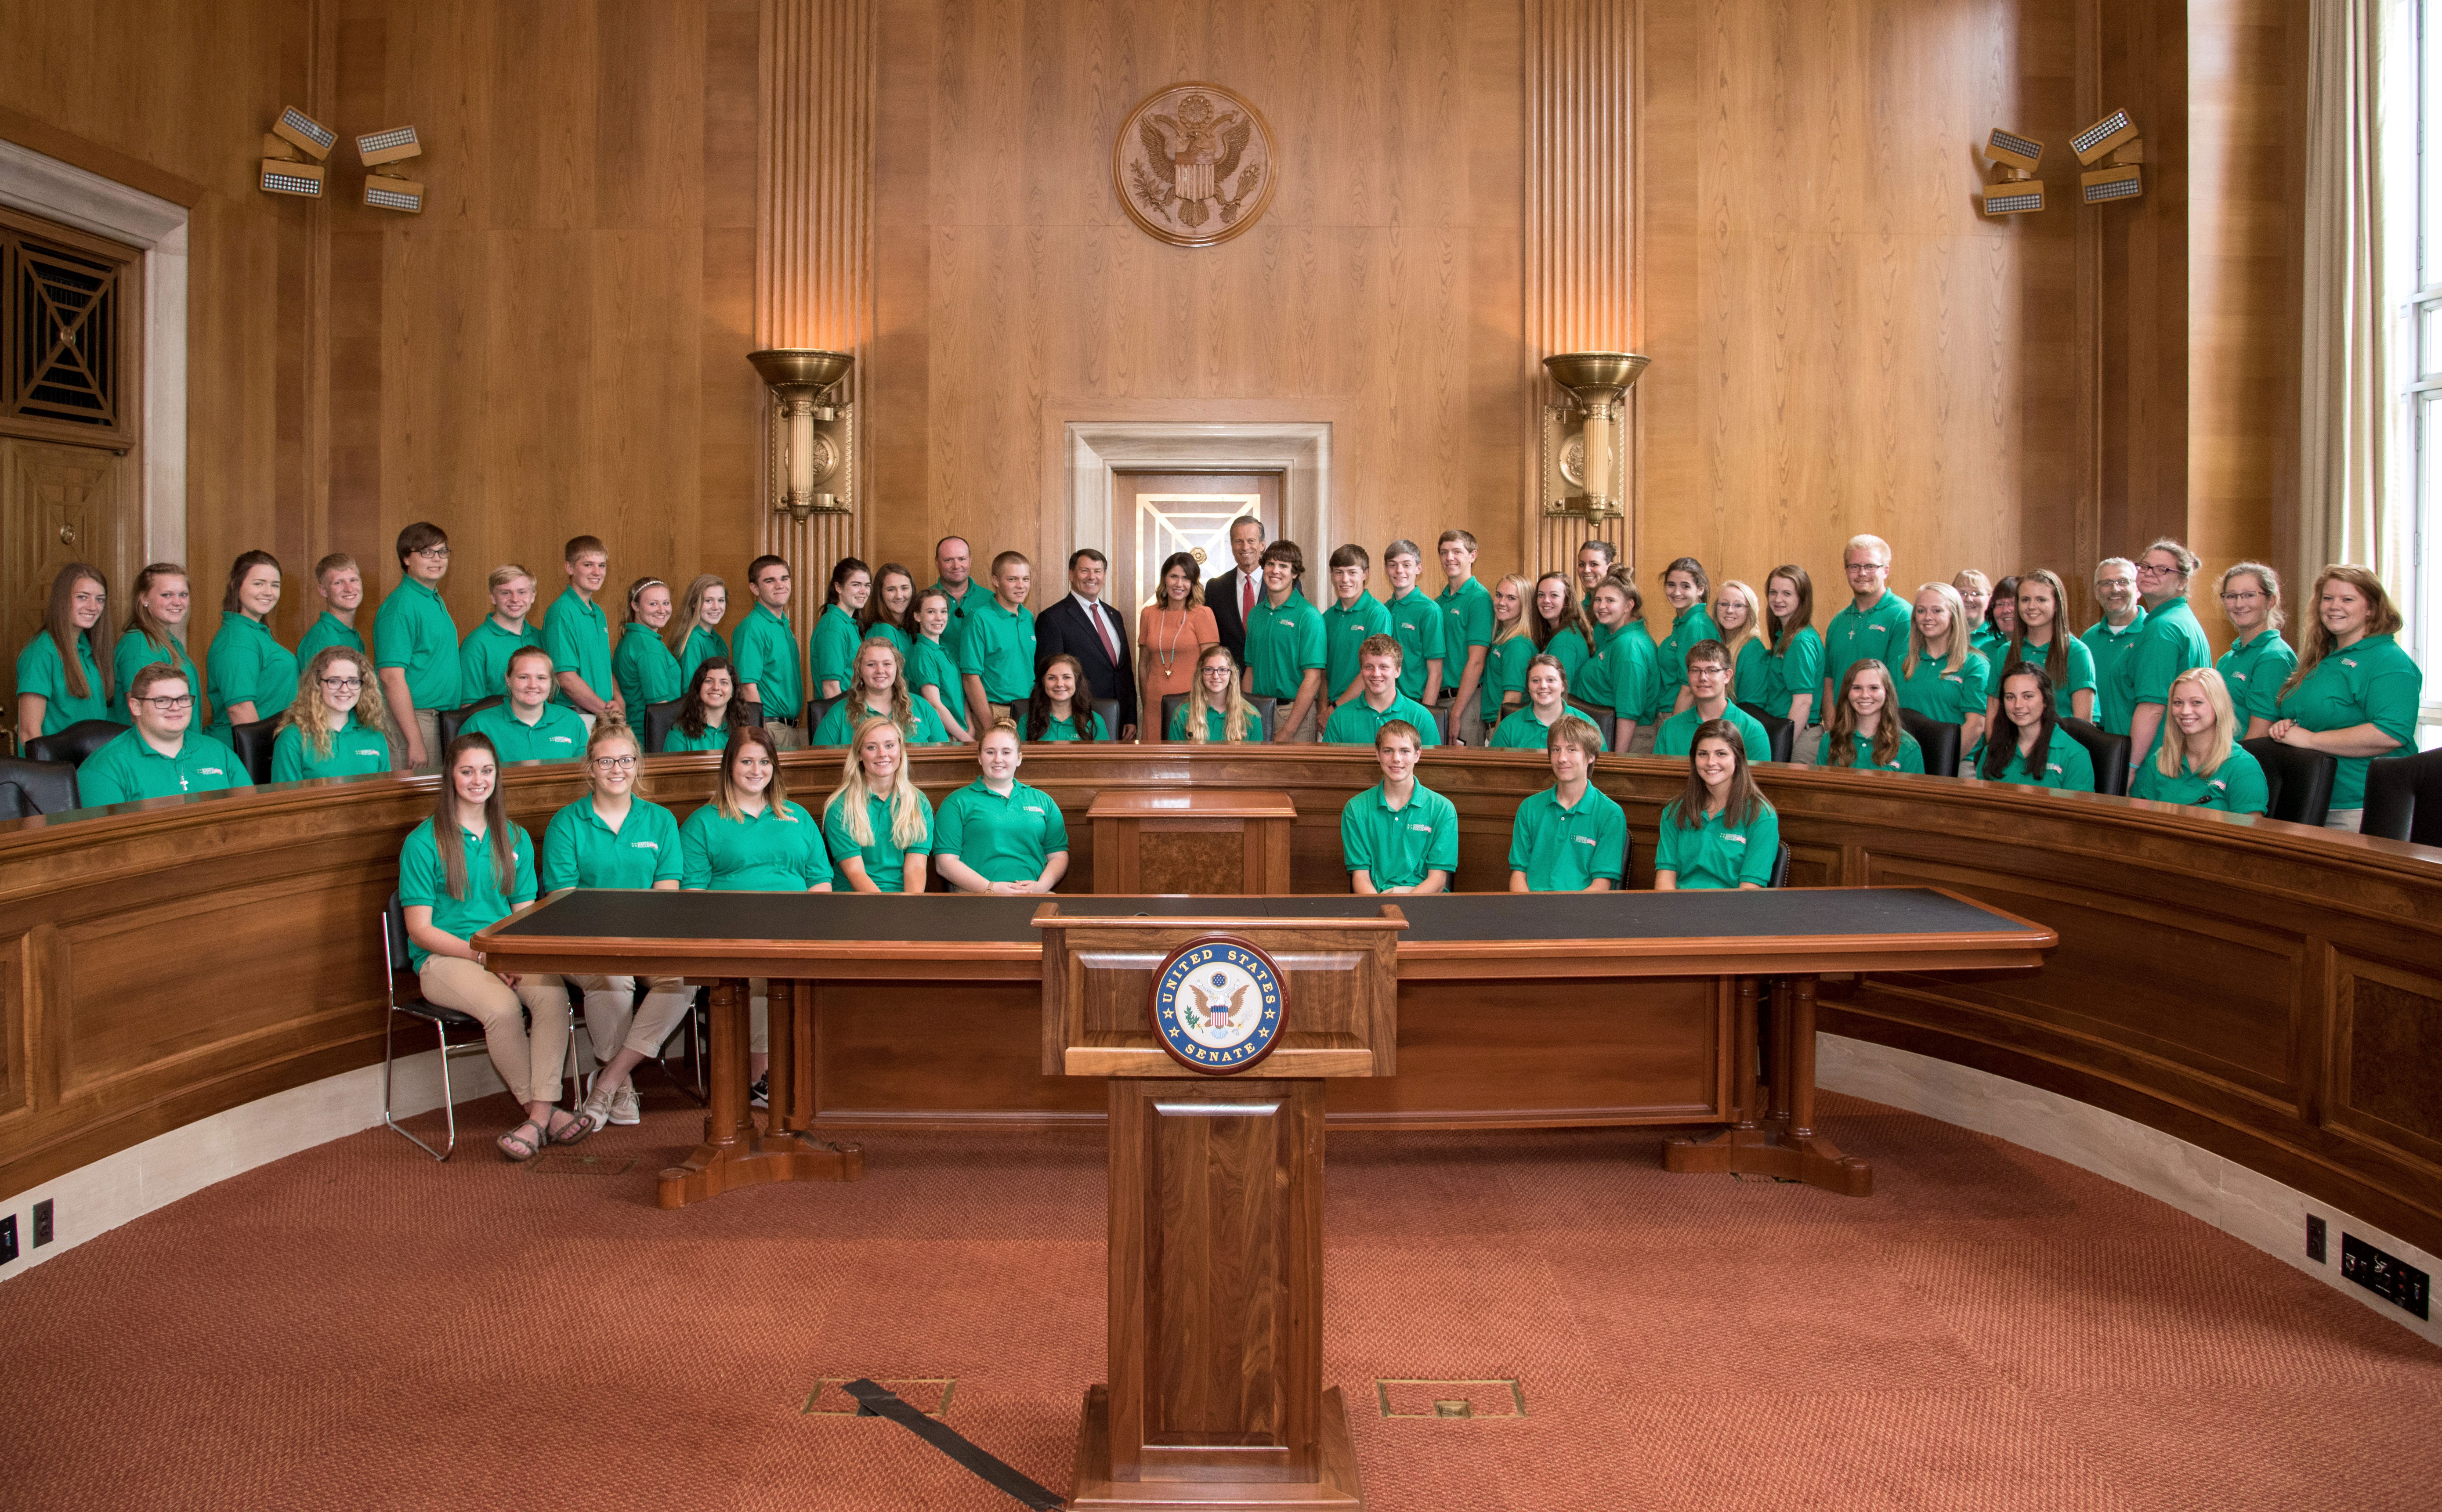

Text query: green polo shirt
(677, 624), (729, 686)
(1382, 589), (1447, 701)
(1971, 622), (2009, 660)
(1983, 727), (2096, 792)
(204, 614), (298, 742)
(809, 604), (864, 696)
(1487, 705), (1570, 750)
(1538, 629), (1592, 700)
(812, 694), (952, 747)
(1823, 591), (1912, 709)
(2275, 632), (2424, 809)
(679, 799), (832, 889)
(2214, 628), (2297, 731)
(456, 618), (541, 703)
(1483, 632), (1537, 725)
(1169, 702), (1262, 741)
(111, 632), (203, 728)
(2010, 634), (2099, 718)
(18, 631), (112, 733)
(270, 715), (393, 782)
(1323, 693), (1441, 747)
(614, 623), (685, 715)
(397, 817), (537, 971)
(295, 610), (365, 665)
(541, 588), (613, 708)
(869, 621), (914, 666)
(1508, 784), (1628, 891)
(928, 580), (975, 660)
(732, 602), (804, 719)
(2131, 745), (2271, 816)
(1436, 577), (1495, 694)
(1896, 649), (1993, 729)
(1340, 781), (1459, 889)
(958, 597), (1037, 704)
(540, 795), (685, 891)
(1322, 593), (1393, 696)
(911, 636), (961, 700)
(1652, 702), (1773, 761)
(76, 727), (255, 807)
(662, 716), (737, 754)
(1602, 629), (1664, 725)
(822, 790), (935, 891)
(1654, 799), (1781, 889)
(1737, 627), (1822, 722)
(1654, 603), (1722, 706)
(934, 777), (1069, 884)
(1027, 709), (1108, 743)
(1826, 729), (1925, 774)
(1245, 592), (1326, 703)
(2127, 598), (2213, 759)
(2080, 609), (2150, 734)
(462, 700), (588, 764)
(373, 576), (461, 713)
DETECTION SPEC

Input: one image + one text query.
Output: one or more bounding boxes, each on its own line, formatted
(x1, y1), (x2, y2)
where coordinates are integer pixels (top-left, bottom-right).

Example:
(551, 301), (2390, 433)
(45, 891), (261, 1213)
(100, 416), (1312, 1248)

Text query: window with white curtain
(2391, 0), (2439, 737)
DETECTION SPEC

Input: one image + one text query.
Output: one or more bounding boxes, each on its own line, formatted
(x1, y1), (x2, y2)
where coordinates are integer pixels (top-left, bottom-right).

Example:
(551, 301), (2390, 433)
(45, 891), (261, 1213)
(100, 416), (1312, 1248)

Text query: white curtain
(2300, 0), (2405, 584)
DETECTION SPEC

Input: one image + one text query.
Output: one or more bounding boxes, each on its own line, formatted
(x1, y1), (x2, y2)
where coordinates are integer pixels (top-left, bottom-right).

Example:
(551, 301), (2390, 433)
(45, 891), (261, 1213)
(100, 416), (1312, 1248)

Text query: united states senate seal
(1149, 936), (1287, 1074)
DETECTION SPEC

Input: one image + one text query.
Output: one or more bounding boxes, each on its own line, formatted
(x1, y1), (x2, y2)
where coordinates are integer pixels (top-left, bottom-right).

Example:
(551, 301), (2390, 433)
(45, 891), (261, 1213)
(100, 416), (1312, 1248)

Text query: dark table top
(493, 887), (2035, 945)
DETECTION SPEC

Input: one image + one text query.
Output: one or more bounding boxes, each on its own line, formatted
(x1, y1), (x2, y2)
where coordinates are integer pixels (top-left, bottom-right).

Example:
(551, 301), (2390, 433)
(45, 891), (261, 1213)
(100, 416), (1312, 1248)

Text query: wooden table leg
(658, 978), (864, 1209)
(1663, 974), (1873, 1197)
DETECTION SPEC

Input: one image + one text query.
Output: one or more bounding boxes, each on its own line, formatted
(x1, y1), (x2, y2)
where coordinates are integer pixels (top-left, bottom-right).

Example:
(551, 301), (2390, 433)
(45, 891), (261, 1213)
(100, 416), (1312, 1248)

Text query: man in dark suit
(1035, 548), (1138, 739)
(1205, 515), (1269, 668)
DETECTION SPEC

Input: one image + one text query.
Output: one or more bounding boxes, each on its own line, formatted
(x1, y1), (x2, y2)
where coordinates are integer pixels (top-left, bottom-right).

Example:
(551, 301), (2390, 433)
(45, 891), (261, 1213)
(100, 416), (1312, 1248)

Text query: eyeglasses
(137, 695), (195, 711)
(2218, 590), (2265, 603)
(2135, 562), (2180, 577)
(591, 755), (639, 771)
(2095, 576), (2134, 591)
(415, 545), (452, 559)
(319, 676), (363, 690)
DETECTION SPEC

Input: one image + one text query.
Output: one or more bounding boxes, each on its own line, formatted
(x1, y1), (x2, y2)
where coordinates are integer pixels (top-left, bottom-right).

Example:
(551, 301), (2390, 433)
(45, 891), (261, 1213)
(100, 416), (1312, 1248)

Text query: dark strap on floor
(841, 1378), (1063, 1510)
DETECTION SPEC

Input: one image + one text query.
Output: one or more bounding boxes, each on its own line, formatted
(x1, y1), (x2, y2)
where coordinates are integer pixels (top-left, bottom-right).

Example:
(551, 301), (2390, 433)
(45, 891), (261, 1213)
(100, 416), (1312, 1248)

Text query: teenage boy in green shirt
(295, 553), (367, 663)
(374, 520), (461, 772)
(458, 563), (542, 702)
(959, 550), (1038, 735)
(1320, 544), (1393, 724)
(543, 535), (619, 722)
(1507, 716), (1627, 891)
(1822, 533), (1911, 723)
(1379, 539), (1446, 706)
(1340, 720), (1458, 894)
(1243, 541), (1327, 741)
(463, 646), (589, 764)
(1435, 529), (1495, 744)
(78, 666), (255, 807)
(1323, 634), (1441, 747)
(732, 554), (806, 747)
(1653, 639), (1773, 760)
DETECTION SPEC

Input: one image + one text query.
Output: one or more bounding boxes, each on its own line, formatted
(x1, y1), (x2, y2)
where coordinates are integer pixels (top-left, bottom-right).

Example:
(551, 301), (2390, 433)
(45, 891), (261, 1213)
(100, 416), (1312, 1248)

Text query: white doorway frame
(1062, 422), (1331, 575)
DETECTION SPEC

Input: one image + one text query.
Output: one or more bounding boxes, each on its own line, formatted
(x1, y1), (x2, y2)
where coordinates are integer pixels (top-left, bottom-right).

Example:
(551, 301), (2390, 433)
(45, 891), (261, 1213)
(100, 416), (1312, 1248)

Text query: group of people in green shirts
(13, 520), (2424, 835)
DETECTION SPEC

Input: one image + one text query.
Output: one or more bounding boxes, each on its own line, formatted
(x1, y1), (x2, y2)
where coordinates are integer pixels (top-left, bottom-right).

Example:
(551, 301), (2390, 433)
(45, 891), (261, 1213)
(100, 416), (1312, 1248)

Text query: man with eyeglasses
(78, 665), (255, 806)
(375, 521), (461, 772)
(2078, 557), (2149, 736)
(2121, 538), (2212, 762)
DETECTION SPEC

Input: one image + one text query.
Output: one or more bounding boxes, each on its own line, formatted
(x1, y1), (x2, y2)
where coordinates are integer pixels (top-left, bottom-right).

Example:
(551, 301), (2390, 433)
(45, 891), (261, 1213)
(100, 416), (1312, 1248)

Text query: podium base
(656, 1130), (864, 1209)
(1067, 1384), (1364, 1510)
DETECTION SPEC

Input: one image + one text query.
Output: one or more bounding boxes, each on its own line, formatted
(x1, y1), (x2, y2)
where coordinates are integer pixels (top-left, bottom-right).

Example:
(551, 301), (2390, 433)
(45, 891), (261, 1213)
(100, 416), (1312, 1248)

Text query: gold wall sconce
(1540, 352), (1648, 520)
(749, 348), (855, 521)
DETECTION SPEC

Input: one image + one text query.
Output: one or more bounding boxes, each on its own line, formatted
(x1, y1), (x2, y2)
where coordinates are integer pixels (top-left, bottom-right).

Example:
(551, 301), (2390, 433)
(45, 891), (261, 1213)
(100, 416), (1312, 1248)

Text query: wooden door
(1120, 472), (1282, 620)
(3, 437), (133, 726)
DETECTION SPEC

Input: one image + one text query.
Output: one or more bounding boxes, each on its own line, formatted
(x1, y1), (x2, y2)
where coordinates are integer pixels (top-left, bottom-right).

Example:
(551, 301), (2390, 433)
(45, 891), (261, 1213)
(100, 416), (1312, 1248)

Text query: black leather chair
(802, 692), (845, 741)
(2241, 737), (2337, 828)
(0, 757), (79, 818)
(1898, 709), (1962, 778)
(642, 699), (682, 754)
(2361, 748), (2442, 845)
(1157, 692), (1277, 742)
(22, 718), (123, 767)
(2057, 716), (2132, 797)
(228, 718), (280, 784)
(436, 696), (503, 749)
(1737, 703), (1796, 764)
(1561, 701), (1619, 751)
(1768, 841), (1792, 889)
(1008, 696), (1123, 740)
(1429, 703), (1453, 745)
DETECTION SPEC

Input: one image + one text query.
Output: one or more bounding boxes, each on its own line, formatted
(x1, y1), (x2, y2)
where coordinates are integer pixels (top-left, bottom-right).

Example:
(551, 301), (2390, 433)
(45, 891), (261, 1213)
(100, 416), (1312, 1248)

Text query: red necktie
(1242, 575), (1255, 621)
(1093, 602), (1120, 665)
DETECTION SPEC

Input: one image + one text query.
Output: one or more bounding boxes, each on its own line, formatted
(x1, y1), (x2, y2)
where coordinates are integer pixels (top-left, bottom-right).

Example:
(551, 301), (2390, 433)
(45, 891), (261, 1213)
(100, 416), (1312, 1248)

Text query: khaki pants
(1792, 726), (1824, 766)
(420, 956), (571, 1105)
(762, 719), (805, 751)
(2324, 808), (2365, 834)
(1451, 699), (1487, 747)
(1273, 703), (1317, 743)
(567, 973), (694, 1061)
(398, 707), (444, 773)
(1622, 724), (1657, 757)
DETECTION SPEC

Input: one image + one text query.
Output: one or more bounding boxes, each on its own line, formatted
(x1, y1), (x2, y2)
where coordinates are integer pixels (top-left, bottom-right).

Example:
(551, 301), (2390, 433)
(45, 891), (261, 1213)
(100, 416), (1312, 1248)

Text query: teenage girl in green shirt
(1819, 659), (1925, 774)
(1482, 574), (1537, 732)
(1653, 722), (1781, 890)
(2131, 667), (2269, 816)
(671, 573), (730, 686)
(822, 715), (935, 893)
(811, 558), (872, 701)
(2213, 562), (2297, 738)
(1528, 572), (1596, 699)
(112, 564), (203, 728)
(810, 638), (952, 747)
(270, 646), (398, 781)
(1489, 654), (1576, 749)
(1998, 569), (2098, 723)
(16, 563), (115, 737)
(1655, 557), (1722, 716)
(867, 563), (919, 664)
(1024, 654), (1108, 743)
(909, 588), (974, 742)
(934, 720), (1073, 892)
(2267, 565), (2424, 829)
(662, 659), (749, 754)
(1170, 645), (1266, 742)
(1747, 566), (1824, 761)
(1973, 663), (2097, 793)
(613, 577), (686, 718)
(1896, 582), (1992, 754)
(205, 551), (298, 742)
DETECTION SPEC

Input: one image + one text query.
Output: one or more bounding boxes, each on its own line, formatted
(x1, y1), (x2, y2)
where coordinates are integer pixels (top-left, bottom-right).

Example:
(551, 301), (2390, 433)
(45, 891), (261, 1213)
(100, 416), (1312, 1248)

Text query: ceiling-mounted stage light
(1979, 128), (2045, 217)
(271, 106), (335, 162)
(2072, 109), (2144, 204)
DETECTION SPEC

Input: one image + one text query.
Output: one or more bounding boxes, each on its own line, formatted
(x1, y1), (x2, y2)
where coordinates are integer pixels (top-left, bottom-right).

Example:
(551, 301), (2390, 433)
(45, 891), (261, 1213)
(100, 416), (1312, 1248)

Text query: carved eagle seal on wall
(1114, 82), (1277, 247)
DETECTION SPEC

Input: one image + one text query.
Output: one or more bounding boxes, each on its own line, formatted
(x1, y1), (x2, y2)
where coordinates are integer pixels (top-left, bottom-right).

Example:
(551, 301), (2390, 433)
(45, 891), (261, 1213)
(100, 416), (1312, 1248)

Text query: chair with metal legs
(380, 891), (585, 1159)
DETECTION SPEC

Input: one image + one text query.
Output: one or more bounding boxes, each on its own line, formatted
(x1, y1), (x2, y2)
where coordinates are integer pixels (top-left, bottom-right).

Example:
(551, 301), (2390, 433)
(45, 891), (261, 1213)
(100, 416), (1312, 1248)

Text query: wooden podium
(1037, 902), (1402, 1511)
(1088, 789), (1295, 894)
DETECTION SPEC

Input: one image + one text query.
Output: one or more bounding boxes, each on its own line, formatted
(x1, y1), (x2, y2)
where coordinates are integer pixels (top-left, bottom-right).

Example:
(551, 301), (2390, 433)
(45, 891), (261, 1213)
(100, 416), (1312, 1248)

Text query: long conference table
(475, 887), (2058, 1208)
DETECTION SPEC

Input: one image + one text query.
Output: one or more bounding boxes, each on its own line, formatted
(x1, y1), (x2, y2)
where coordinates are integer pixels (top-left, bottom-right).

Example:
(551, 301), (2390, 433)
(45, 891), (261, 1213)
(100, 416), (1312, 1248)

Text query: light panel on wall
(2071, 110), (2144, 204)
(363, 176), (424, 213)
(356, 125), (421, 167)
(2072, 109), (2138, 165)
(1979, 128), (2044, 217)
(258, 159), (325, 198)
(271, 106), (336, 162)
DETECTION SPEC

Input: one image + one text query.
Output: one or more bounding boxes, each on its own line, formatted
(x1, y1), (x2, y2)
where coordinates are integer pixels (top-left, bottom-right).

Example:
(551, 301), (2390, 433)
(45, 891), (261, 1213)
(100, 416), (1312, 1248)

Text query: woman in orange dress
(1137, 549), (1221, 729)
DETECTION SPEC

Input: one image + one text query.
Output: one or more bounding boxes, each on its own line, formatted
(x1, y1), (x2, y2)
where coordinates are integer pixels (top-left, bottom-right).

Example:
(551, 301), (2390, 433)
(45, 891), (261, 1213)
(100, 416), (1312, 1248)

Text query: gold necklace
(1154, 602), (1194, 675)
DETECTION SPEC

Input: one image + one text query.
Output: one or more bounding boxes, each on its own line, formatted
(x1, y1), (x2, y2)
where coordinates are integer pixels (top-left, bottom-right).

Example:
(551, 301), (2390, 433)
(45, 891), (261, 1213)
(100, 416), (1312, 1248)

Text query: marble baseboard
(1819, 1032), (2441, 1348)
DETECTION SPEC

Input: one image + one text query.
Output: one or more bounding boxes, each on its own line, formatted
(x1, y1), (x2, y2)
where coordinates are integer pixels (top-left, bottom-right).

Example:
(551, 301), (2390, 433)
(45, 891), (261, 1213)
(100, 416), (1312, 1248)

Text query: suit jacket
(1035, 594), (1137, 733)
(1208, 567), (1257, 666)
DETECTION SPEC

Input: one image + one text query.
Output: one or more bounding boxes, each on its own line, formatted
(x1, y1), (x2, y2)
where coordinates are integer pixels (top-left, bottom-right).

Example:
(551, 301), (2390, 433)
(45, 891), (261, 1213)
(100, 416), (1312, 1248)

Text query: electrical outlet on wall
(32, 1199), (53, 1248)
(2307, 1214), (2327, 1263)
(0, 1213), (15, 1265)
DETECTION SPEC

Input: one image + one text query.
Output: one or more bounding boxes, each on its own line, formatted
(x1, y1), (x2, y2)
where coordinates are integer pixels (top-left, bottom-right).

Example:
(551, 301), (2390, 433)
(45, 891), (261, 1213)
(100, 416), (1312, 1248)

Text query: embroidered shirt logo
(1408, 823), (1433, 833)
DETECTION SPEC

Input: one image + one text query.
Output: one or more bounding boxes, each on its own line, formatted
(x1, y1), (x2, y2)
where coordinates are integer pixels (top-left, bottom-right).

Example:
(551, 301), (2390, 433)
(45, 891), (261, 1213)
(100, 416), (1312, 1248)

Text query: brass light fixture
(749, 349), (855, 521)
(1541, 353), (1649, 520)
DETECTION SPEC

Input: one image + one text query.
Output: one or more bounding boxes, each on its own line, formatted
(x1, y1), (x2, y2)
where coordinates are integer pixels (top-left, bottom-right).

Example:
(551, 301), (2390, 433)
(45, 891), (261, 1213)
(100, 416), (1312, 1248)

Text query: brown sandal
(548, 1108), (596, 1146)
(497, 1119), (546, 1162)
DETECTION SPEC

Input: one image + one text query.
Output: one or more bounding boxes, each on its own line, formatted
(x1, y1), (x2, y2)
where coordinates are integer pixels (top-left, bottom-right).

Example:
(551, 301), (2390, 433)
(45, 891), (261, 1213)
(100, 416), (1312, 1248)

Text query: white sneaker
(610, 1083), (642, 1126)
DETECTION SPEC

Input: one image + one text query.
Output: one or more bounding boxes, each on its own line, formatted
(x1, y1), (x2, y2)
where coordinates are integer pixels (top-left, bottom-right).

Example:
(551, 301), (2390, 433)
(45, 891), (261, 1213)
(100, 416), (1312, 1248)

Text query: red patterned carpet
(3, 1087), (2439, 1510)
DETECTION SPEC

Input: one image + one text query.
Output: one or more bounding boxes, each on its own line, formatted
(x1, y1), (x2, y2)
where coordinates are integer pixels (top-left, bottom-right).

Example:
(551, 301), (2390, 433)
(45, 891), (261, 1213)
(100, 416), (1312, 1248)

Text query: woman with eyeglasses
(398, 731), (584, 1161)
(544, 722), (691, 1134)
(271, 647), (398, 780)
(1169, 644), (1266, 742)
(2213, 562), (2297, 740)
(205, 551), (297, 742)
(16, 562), (115, 738)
